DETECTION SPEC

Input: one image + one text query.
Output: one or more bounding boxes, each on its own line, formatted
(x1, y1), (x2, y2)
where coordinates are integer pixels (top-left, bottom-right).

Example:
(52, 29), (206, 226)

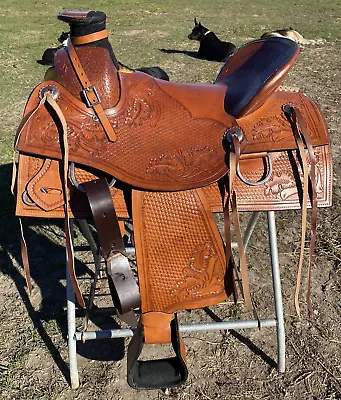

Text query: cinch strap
(82, 178), (140, 324)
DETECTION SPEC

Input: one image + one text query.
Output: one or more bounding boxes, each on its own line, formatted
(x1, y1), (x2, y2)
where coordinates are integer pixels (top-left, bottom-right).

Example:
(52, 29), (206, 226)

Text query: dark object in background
(188, 18), (236, 62)
(38, 31), (70, 66)
(38, 31), (169, 81)
(136, 66), (169, 81)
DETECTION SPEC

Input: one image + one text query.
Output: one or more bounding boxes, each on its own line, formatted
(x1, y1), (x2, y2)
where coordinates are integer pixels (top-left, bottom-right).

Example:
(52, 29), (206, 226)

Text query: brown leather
(35, 93), (85, 308)
(83, 178), (125, 256)
(15, 141), (332, 218)
(15, 154), (130, 218)
(223, 134), (252, 310)
(132, 188), (230, 313)
(141, 312), (174, 344)
(83, 178), (140, 318)
(15, 80), (329, 192)
(55, 47), (120, 110)
(26, 158), (66, 211)
(65, 40), (117, 141)
(13, 11), (333, 388)
(19, 218), (32, 293)
(237, 89), (329, 152)
(71, 29), (109, 45)
(285, 106), (319, 317)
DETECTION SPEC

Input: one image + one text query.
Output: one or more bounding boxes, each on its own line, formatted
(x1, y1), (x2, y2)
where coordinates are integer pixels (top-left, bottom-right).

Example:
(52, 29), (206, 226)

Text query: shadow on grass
(160, 48), (199, 59)
(0, 163), (125, 385)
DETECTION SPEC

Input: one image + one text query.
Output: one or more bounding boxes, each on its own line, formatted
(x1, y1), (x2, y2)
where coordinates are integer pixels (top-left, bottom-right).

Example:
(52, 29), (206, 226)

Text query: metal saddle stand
(66, 211), (285, 389)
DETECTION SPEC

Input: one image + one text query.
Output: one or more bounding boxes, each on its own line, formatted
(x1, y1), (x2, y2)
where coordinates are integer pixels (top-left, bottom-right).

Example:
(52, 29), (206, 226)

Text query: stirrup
(127, 314), (188, 389)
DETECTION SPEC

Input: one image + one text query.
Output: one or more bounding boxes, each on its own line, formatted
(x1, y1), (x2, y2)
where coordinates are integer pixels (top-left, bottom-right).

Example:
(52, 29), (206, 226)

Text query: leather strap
(223, 132), (253, 311)
(65, 39), (117, 142)
(47, 94), (86, 307)
(71, 29), (109, 45)
(82, 178), (140, 318)
(18, 218), (32, 292)
(14, 93), (85, 307)
(11, 156), (33, 292)
(284, 105), (317, 316)
(127, 313), (188, 389)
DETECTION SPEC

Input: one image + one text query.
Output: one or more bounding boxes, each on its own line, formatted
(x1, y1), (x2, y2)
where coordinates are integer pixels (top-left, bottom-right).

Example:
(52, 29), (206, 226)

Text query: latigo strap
(83, 178), (140, 324)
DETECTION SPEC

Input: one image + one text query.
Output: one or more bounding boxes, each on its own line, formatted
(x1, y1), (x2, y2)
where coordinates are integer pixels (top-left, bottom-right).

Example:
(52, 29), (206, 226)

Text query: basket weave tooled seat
(14, 10), (332, 389)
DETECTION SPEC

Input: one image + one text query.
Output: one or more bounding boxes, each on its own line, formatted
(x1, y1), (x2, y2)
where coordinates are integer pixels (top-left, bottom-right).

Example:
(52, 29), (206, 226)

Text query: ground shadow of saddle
(13, 10), (332, 390)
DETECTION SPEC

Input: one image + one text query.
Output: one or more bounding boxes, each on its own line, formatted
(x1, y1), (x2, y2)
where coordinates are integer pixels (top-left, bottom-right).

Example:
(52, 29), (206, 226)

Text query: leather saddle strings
(224, 132), (253, 311)
(284, 105), (317, 316)
(14, 93), (86, 307)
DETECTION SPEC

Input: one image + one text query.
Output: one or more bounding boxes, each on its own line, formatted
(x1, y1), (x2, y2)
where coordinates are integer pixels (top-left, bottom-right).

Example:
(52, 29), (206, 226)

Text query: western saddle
(13, 10), (332, 389)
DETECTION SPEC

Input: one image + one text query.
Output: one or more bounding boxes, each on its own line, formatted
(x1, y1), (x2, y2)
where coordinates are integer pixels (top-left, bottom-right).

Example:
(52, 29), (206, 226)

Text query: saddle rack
(66, 211), (285, 390)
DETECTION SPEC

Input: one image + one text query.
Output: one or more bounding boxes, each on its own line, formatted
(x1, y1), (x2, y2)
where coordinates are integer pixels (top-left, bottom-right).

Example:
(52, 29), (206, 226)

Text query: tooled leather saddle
(13, 10), (332, 389)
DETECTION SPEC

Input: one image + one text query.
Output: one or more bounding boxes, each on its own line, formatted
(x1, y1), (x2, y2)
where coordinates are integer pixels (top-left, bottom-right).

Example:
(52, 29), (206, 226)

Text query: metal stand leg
(66, 220), (80, 389)
(77, 219), (102, 330)
(267, 211), (286, 372)
(243, 211), (261, 249)
(64, 212), (286, 388)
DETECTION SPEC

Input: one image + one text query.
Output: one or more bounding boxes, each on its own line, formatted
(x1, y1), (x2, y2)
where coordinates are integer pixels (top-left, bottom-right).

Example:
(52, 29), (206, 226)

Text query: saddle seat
(150, 37), (299, 121)
(215, 37), (299, 117)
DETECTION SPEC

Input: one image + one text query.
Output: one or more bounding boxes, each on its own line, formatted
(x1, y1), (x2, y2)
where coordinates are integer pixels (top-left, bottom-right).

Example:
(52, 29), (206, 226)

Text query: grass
(0, 0), (339, 167)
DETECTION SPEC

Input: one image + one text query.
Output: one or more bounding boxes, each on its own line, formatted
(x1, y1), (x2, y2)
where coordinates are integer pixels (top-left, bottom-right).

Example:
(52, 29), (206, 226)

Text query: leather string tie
(284, 104), (317, 317)
(224, 130), (253, 311)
